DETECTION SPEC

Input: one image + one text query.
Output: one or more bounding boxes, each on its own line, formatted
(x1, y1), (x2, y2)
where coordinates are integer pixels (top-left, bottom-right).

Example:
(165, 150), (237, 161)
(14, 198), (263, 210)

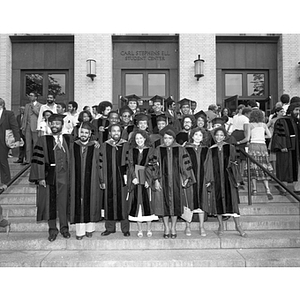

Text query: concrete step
(239, 193), (298, 203)
(0, 194), (36, 205)
(0, 230), (299, 251)
(1, 215), (299, 232)
(1, 247), (300, 267)
(1, 202), (299, 218)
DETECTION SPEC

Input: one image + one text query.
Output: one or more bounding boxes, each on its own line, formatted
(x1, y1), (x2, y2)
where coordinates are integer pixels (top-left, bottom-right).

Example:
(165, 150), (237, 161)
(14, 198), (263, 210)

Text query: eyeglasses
(122, 114), (131, 118)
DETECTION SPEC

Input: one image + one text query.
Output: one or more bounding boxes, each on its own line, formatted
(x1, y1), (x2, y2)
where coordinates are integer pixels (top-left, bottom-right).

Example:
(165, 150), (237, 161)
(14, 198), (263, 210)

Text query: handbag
(181, 185), (193, 222)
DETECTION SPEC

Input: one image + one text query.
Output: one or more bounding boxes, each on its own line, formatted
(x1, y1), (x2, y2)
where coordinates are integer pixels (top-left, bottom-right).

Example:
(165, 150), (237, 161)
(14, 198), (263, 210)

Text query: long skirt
(245, 143), (273, 180)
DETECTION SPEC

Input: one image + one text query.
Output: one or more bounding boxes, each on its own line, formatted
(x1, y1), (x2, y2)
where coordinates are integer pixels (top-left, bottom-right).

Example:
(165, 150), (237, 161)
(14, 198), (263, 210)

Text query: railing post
(247, 155), (252, 205)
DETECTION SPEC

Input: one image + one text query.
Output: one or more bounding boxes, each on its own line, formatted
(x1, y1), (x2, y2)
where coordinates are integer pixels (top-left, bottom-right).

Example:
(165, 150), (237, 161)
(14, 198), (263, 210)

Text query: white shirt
(0, 107), (3, 120)
(37, 103), (58, 130)
(62, 112), (78, 134)
(231, 114), (249, 131)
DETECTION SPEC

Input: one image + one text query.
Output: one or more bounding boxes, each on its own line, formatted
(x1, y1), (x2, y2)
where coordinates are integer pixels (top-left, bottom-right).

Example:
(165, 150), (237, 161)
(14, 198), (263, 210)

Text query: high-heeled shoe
(163, 233), (170, 239)
(216, 228), (224, 236)
(200, 227), (207, 237)
(236, 226), (248, 238)
(185, 228), (191, 236)
(0, 219), (10, 236)
(171, 233), (177, 239)
(137, 231), (143, 238)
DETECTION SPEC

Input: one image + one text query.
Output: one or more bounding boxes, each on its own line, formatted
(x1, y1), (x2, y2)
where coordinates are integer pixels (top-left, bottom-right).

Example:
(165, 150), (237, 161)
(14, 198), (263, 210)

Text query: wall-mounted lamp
(194, 54), (205, 81)
(86, 59), (96, 81)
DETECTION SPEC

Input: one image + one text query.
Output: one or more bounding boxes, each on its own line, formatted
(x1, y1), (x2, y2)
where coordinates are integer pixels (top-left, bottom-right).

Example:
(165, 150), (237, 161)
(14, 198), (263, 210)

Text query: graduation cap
(80, 121), (94, 132)
(48, 114), (66, 123)
(156, 114), (168, 123)
(119, 105), (134, 116)
(211, 117), (225, 126)
(165, 96), (175, 108)
(150, 95), (164, 104)
(159, 124), (178, 136)
(134, 113), (150, 124)
(194, 110), (207, 120)
(125, 94), (141, 103)
(179, 98), (192, 108)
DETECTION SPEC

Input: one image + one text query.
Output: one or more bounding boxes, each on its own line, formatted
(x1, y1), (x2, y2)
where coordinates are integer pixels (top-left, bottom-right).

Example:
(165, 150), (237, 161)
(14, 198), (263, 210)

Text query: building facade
(1, 33), (300, 115)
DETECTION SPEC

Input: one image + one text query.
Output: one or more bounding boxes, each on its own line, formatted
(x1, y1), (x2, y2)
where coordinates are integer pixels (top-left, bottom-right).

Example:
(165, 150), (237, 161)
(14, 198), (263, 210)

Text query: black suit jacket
(0, 109), (20, 149)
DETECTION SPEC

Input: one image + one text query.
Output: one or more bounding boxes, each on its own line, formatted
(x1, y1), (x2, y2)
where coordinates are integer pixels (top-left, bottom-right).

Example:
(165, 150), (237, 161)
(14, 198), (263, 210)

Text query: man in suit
(14, 106), (25, 163)
(21, 92), (42, 165)
(0, 98), (20, 189)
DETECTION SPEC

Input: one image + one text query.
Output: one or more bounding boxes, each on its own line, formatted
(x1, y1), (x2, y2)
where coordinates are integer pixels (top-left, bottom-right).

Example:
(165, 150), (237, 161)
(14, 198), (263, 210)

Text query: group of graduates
(29, 94), (251, 242)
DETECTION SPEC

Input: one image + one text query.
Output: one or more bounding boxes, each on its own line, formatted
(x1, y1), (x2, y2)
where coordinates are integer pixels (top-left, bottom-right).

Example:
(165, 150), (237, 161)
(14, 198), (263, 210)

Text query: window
(223, 70), (268, 100)
(22, 70), (68, 102)
(125, 74), (143, 95)
(122, 70), (168, 98)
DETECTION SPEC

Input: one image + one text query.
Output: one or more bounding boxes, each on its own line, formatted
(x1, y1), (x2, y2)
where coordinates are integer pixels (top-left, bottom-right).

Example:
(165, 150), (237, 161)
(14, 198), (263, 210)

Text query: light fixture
(194, 54), (205, 81)
(86, 59), (96, 81)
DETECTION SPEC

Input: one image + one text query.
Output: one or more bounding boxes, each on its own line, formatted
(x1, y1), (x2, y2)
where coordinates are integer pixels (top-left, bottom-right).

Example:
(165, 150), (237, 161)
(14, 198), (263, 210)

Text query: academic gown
(176, 131), (189, 146)
(69, 140), (102, 224)
(204, 143), (241, 216)
(271, 116), (300, 182)
(99, 138), (129, 220)
(145, 142), (196, 217)
(127, 146), (157, 219)
(184, 143), (210, 212)
(92, 117), (110, 144)
(29, 134), (71, 221)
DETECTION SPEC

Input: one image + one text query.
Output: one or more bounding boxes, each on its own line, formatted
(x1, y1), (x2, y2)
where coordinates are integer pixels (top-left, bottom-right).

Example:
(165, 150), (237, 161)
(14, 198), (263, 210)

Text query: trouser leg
(56, 171), (69, 234)
(105, 220), (116, 232)
(86, 222), (95, 233)
(48, 219), (58, 235)
(120, 218), (130, 233)
(76, 223), (86, 237)
(293, 162), (300, 192)
(0, 147), (11, 184)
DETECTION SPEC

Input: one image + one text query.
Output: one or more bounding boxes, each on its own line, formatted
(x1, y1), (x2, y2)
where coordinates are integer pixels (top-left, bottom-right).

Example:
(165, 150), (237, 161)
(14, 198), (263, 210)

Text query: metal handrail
(240, 149), (300, 205)
(0, 164), (31, 195)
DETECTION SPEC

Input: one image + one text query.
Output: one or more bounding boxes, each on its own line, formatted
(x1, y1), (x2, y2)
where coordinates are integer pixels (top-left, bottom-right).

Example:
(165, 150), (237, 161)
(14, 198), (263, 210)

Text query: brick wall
(0, 34), (12, 109)
(74, 34), (112, 111)
(281, 34), (300, 98)
(179, 34), (216, 112)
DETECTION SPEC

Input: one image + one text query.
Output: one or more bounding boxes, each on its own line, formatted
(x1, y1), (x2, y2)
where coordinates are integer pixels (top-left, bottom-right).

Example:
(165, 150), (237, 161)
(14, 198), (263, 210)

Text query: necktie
(57, 137), (62, 149)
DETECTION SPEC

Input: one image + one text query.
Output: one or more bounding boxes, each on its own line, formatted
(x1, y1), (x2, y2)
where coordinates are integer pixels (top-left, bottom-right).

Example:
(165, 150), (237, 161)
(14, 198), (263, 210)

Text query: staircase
(1, 160), (300, 267)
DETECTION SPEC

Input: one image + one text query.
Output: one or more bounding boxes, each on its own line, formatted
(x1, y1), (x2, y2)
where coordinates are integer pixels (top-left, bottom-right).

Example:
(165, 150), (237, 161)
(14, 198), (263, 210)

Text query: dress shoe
(76, 235), (84, 240)
(21, 162), (29, 166)
(61, 231), (71, 239)
(14, 160), (23, 163)
(0, 219), (10, 228)
(163, 233), (170, 239)
(123, 232), (130, 237)
(48, 233), (57, 242)
(222, 216), (230, 221)
(101, 230), (115, 236)
(85, 232), (93, 238)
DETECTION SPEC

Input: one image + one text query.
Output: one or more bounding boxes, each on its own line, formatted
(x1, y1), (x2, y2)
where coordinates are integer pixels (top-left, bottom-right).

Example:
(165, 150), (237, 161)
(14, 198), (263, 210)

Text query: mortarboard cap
(194, 110), (207, 120)
(125, 94), (141, 103)
(179, 98), (192, 108)
(150, 95), (164, 104)
(48, 114), (66, 123)
(80, 121), (93, 131)
(159, 124), (178, 136)
(165, 96), (175, 106)
(134, 113), (150, 124)
(211, 117), (225, 126)
(119, 105), (134, 116)
(156, 114), (168, 123)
